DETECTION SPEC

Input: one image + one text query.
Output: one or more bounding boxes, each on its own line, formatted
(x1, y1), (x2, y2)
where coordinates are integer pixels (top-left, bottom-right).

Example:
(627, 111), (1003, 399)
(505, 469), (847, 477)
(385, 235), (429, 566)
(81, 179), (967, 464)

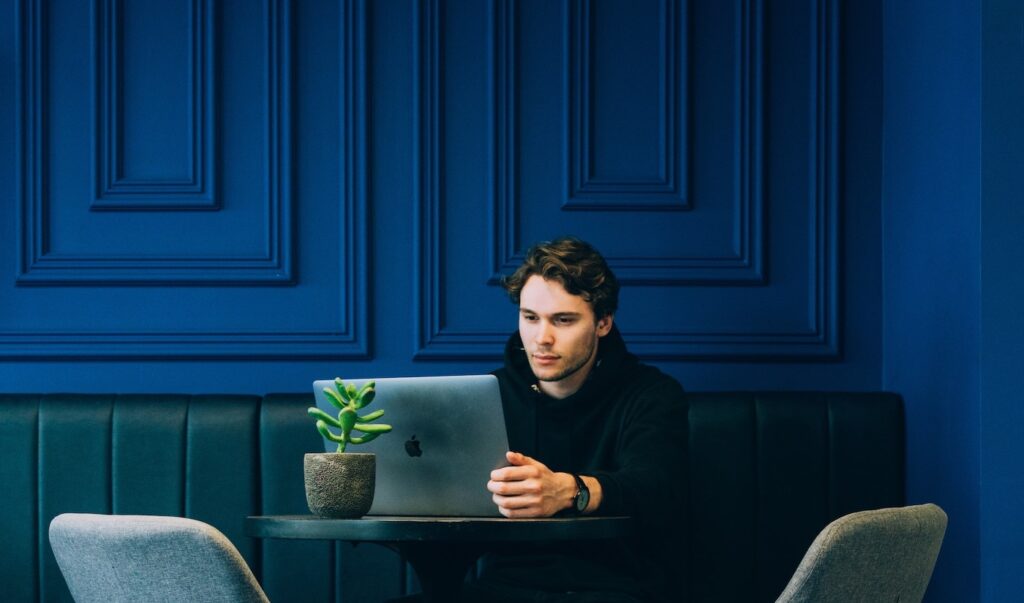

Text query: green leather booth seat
(0, 392), (903, 603)
(685, 392), (904, 602)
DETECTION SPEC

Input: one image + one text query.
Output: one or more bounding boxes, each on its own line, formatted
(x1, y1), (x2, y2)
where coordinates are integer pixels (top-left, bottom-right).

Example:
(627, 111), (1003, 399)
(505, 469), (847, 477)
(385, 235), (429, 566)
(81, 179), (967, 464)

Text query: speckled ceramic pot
(303, 453), (376, 518)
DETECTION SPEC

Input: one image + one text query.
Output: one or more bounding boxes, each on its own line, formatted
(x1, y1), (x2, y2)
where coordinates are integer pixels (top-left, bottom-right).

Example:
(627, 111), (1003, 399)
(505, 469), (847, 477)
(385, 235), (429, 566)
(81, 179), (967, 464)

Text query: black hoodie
(485, 325), (687, 601)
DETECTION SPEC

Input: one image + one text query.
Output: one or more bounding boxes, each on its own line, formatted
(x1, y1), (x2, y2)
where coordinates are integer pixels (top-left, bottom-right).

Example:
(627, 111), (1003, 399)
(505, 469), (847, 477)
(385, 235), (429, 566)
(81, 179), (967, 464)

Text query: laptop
(312, 374), (510, 517)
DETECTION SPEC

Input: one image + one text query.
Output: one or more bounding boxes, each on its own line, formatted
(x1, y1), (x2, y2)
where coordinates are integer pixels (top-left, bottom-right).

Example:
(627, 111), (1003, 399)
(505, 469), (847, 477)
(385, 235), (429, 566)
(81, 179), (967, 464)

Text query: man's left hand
(487, 451), (575, 518)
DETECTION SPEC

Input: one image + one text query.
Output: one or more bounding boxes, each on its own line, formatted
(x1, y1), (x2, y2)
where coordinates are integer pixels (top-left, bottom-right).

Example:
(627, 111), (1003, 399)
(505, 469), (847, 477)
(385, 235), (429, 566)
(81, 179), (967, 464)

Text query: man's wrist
(561, 472), (578, 511)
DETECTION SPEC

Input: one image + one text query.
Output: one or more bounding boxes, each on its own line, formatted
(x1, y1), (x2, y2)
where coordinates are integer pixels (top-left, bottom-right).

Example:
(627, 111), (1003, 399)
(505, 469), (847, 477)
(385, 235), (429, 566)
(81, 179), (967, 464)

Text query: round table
(246, 515), (631, 602)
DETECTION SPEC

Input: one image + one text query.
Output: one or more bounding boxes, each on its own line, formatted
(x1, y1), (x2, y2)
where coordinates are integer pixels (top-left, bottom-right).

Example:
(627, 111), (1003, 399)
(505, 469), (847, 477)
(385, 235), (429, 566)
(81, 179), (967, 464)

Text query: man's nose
(534, 321), (554, 345)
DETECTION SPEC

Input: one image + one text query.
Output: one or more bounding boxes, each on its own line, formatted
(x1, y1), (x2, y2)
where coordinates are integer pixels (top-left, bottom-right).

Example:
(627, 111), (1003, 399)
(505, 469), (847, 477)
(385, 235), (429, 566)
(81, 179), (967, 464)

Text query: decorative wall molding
(93, 0), (217, 210)
(417, 0), (839, 360)
(17, 0), (292, 285)
(333, 0), (371, 359)
(565, 0), (689, 210)
(5, 0), (369, 359)
(414, 0), (451, 358)
(491, 0), (765, 286)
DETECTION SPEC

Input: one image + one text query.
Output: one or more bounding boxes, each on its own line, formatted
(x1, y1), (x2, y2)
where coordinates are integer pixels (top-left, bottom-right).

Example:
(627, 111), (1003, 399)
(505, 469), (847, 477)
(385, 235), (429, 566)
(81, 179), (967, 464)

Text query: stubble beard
(531, 333), (598, 383)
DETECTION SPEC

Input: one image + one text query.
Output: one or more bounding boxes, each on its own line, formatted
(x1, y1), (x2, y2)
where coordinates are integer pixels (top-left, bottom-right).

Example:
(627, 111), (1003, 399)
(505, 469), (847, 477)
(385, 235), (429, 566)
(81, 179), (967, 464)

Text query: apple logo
(404, 435), (423, 457)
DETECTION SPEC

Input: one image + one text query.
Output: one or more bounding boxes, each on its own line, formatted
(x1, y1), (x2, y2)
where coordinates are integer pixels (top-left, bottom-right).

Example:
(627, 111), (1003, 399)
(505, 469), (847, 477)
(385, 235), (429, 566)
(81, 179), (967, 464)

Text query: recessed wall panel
(95, 0), (216, 209)
(567, 0), (688, 210)
(493, 0), (762, 285)
(417, 0), (837, 360)
(18, 0), (289, 285)
(3, 0), (368, 358)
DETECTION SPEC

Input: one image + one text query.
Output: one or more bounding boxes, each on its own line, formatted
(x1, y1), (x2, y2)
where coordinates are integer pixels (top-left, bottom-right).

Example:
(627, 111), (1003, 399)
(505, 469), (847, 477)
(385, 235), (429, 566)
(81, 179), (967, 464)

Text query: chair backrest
(49, 513), (270, 603)
(776, 503), (947, 603)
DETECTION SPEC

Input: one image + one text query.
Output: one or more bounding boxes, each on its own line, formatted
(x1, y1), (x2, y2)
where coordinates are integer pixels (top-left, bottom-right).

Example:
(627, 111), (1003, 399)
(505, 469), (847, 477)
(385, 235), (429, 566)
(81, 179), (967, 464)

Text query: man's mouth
(532, 354), (559, 365)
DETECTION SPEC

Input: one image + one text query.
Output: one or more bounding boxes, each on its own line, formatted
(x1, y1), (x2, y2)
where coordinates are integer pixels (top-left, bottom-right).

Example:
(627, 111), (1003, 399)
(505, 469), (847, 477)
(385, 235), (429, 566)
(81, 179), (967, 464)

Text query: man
(467, 237), (687, 602)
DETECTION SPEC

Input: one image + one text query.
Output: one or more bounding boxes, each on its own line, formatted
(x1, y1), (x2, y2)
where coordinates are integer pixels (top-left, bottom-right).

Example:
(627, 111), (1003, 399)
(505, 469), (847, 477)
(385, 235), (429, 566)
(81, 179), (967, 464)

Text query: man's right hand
(487, 451), (576, 518)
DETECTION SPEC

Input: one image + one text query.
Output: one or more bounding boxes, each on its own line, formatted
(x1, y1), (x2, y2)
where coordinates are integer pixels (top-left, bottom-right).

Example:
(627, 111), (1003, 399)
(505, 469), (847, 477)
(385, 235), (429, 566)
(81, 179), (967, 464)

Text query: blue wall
(884, 0), (1024, 601)
(882, 1), (981, 601)
(0, 0), (883, 394)
(980, 0), (1024, 597)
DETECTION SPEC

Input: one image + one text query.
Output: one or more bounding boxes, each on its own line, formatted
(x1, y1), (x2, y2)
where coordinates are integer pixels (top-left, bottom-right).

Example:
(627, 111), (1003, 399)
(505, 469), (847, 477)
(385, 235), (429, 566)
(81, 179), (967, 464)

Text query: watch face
(575, 487), (590, 512)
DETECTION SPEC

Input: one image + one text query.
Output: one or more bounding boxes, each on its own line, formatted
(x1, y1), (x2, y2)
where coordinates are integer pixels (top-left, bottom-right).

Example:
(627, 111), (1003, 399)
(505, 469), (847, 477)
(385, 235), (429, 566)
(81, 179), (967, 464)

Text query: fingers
(492, 452), (548, 481)
(487, 476), (541, 496)
(487, 475), (547, 516)
(491, 492), (540, 509)
(489, 451), (559, 518)
(493, 494), (548, 519)
(496, 505), (546, 519)
(490, 465), (540, 483)
(506, 451), (544, 467)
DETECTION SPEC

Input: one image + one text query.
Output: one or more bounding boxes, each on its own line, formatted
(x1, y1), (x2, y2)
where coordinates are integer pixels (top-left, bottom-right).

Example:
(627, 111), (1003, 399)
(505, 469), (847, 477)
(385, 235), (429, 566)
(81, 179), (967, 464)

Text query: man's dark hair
(502, 237), (620, 320)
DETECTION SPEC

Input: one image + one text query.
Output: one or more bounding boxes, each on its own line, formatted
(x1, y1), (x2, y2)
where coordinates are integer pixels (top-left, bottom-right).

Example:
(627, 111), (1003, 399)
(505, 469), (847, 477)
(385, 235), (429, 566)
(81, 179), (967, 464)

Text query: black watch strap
(570, 473), (590, 515)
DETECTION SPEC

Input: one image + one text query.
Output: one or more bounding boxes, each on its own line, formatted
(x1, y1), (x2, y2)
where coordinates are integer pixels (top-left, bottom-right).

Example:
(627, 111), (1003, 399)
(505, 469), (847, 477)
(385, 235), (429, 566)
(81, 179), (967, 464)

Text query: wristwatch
(570, 473), (590, 515)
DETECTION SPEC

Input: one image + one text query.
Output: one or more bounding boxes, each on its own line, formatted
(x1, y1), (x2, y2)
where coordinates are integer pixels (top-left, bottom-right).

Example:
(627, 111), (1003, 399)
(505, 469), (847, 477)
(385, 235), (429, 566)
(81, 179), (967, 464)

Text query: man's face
(518, 275), (613, 397)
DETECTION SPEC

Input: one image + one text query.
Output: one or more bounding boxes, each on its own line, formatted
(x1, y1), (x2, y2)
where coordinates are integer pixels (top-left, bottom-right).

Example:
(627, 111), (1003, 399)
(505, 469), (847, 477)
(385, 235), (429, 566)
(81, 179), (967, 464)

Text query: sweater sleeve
(587, 377), (687, 530)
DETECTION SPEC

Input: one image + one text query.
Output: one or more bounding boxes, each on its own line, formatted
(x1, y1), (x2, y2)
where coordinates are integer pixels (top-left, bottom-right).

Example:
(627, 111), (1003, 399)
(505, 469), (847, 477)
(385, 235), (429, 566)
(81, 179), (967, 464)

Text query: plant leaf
(334, 378), (352, 403)
(323, 387), (346, 410)
(352, 422), (392, 434)
(357, 381), (375, 397)
(349, 432), (382, 445)
(356, 389), (375, 409)
(315, 420), (345, 443)
(339, 407), (358, 435)
(356, 409), (385, 422)
(308, 407), (342, 428)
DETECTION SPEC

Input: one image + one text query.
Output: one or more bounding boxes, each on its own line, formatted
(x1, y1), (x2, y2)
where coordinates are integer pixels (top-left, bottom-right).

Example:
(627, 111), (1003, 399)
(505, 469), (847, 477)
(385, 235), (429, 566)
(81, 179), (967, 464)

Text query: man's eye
(556, 317), (575, 325)
(523, 315), (538, 322)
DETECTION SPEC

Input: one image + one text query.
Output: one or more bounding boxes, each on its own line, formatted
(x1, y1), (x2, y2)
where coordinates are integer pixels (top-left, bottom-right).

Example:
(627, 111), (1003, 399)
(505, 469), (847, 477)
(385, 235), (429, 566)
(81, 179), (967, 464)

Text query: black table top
(246, 514), (632, 543)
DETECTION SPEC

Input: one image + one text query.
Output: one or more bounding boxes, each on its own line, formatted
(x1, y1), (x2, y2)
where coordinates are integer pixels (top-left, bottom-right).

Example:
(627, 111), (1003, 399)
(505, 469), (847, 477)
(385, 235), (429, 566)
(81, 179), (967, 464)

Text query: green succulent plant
(308, 378), (392, 453)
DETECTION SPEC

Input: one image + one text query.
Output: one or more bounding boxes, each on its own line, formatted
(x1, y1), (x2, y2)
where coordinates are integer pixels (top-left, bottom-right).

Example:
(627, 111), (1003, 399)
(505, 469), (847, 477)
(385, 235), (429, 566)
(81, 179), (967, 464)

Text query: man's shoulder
(622, 361), (685, 397)
(612, 365), (686, 434)
(607, 363), (683, 419)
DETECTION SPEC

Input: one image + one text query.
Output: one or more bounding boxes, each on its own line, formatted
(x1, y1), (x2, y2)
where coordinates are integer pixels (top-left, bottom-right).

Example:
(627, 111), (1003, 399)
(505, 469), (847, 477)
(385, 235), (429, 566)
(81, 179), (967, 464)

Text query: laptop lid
(312, 375), (509, 517)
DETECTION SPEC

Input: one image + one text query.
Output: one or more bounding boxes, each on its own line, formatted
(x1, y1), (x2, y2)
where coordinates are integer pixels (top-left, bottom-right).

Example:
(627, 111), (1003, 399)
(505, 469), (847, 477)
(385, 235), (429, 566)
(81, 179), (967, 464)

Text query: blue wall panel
(567, 0), (688, 209)
(95, 0), (215, 208)
(18, 0), (292, 283)
(4, 0), (368, 359)
(418, 0), (840, 361)
(0, 0), (878, 385)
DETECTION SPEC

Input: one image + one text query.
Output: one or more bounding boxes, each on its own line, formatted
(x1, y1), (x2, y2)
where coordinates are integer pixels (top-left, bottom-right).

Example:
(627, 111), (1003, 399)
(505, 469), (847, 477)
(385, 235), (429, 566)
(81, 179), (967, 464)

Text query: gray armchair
(49, 513), (269, 603)
(776, 503), (947, 603)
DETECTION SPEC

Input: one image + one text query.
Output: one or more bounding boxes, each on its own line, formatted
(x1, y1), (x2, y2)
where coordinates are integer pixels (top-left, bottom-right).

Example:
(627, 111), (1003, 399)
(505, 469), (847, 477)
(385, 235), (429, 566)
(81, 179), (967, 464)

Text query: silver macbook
(312, 374), (510, 517)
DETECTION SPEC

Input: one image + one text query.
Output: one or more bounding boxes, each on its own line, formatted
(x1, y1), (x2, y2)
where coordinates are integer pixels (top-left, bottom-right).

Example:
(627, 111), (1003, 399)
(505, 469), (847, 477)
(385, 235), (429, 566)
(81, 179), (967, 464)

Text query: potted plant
(304, 378), (392, 518)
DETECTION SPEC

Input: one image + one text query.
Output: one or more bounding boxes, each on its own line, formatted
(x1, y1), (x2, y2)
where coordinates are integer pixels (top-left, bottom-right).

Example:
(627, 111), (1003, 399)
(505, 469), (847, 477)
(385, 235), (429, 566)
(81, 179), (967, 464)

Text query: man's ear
(596, 314), (613, 337)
